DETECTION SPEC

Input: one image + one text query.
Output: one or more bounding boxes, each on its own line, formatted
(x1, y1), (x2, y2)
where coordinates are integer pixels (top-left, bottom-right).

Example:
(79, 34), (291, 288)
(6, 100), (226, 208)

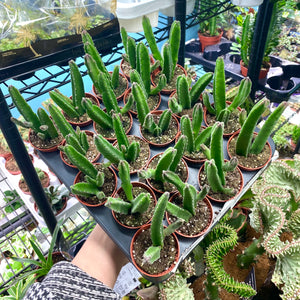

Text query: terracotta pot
(112, 135), (151, 175)
(92, 72), (129, 103)
(166, 192), (214, 238)
(66, 93), (100, 127)
(130, 224), (180, 281)
(60, 131), (100, 169)
(139, 111), (180, 147)
(34, 197), (67, 216)
(123, 88), (161, 117)
(227, 131), (272, 171)
(203, 101), (242, 137)
(28, 129), (63, 153)
(0, 147), (12, 160)
(151, 64), (187, 95)
(198, 29), (223, 52)
(19, 171), (50, 195)
(145, 152), (189, 194)
(73, 163), (117, 207)
(240, 60), (271, 80)
(111, 182), (157, 229)
(93, 109), (133, 142)
(5, 154), (34, 175)
(198, 161), (244, 202)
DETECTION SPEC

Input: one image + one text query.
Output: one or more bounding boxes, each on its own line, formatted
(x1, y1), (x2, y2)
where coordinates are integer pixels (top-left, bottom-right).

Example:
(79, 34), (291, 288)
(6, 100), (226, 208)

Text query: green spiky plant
(2, 276), (35, 300)
(234, 99), (287, 157)
(236, 156), (300, 300)
(202, 57), (252, 127)
(142, 16), (181, 84)
(9, 86), (61, 143)
(168, 73), (213, 115)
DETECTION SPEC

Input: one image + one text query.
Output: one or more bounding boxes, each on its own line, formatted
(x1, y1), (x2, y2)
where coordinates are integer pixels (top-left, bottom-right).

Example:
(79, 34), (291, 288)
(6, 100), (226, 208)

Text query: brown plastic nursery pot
(139, 111), (180, 147)
(111, 182), (157, 229)
(130, 224), (180, 280)
(5, 154), (34, 175)
(240, 60), (271, 80)
(73, 163), (117, 207)
(92, 72), (129, 102)
(166, 192), (214, 238)
(123, 88), (161, 117)
(19, 171), (50, 195)
(227, 131), (272, 171)
(198, 161), (244, 203)
(66, 93), (100, 127)
(59, 131), (100, 169)
(198, 29), (223, 52)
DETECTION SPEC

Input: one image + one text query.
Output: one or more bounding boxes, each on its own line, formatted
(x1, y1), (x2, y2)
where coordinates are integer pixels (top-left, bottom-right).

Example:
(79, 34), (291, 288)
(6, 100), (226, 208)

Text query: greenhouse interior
(0, 0), (299, 299)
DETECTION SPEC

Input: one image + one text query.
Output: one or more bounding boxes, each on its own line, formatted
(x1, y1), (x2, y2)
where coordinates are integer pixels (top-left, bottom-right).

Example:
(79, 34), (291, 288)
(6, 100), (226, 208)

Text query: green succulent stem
(131, 82), (150, 125)
(169, 135), (187, 172)
(213, 57), (226, 115)
(36, 108), (58, 139)
(118, 160), (133, 201)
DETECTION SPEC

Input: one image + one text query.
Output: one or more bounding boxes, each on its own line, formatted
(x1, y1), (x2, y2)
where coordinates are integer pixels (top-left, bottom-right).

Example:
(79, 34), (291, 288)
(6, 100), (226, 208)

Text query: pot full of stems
(82, 70), (134, 141)
(142, 16), (187, 94)
(105, 160), (156, 229)
(162, 170), (213, 238)
(227, 99), (287, 171)
(198, 121), (244, 202)
(64, 144), (117, 207)
(168, 72), (213, 119)
(9, 86), (63, 152)
(203, 57), (252, 137)
(82, 30), (128, 101)
(49, 104), (100, 168)
(130, 191), (183, 281)
(93, 112), (150, 174)
(139, 135), (189, 194)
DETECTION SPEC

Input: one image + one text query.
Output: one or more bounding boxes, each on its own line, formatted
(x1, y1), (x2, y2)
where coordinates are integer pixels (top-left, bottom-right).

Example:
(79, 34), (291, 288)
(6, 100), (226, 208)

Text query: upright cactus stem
(143, 109), (172, 137)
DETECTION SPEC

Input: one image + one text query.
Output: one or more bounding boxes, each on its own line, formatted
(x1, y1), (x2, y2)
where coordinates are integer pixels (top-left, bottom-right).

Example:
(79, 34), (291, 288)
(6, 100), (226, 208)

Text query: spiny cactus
(169, 73), (213, 114)
(9, 86), (59, 141)
(203, 57), (252, 126)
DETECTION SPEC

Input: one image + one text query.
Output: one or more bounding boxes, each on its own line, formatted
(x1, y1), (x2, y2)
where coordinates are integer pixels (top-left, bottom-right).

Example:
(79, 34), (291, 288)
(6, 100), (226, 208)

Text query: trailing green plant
(235, 99), (287, 157)
(139, 135), (187, 182)
(163, 170), (209, 222)
(142, 16), (181, 84)
(168, 72), (213, 114)
(9, 86), (59, 141)
(3, 189), (24, 214)
(105, 160), (151, 215)
(202, 57), (252, 125)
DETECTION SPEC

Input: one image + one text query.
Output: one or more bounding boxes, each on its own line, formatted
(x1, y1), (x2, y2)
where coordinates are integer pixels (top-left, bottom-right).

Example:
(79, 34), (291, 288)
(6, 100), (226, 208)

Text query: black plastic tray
(38, 93), (275, 283)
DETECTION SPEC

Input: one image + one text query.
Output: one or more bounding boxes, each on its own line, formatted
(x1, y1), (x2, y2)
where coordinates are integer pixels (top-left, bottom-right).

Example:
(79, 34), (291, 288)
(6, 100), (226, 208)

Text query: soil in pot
(29, 129), (64, 152)
(227, 133), (272, 171)
(74, 164), (116, 206)
(131, 225), (179, 276)
(167, 193), (213, 237)
(19, 171), (50, 194)
(5, 154), (34, 175)
(140, 112), (179, 147)
(113, 183), (156, 228)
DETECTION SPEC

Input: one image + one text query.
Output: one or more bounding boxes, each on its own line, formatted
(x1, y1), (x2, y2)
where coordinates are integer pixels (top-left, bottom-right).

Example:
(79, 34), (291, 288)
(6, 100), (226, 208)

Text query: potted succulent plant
(9, 86), (63, 152)
(0, 134), (12, 159)
(5, 153), (34, 175)
(203, 57), (252, 136)
(198, 122), (243, 202)
(105, 160), (156, 229)
(49, 60), (99, 127)
(142, 16), (187, 95)
(227, 99), (287, 171)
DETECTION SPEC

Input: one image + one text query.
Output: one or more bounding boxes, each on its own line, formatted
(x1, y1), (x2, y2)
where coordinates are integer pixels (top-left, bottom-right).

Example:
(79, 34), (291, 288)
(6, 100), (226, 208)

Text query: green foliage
(2, 276), (35, 300)
(3, 190), (24, 213)
(43, 185), (70, 215)
(143, 109), (172, 137)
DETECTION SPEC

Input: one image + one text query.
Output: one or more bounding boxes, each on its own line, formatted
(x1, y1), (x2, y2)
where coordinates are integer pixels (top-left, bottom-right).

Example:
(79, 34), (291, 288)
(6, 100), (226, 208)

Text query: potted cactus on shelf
(203, 57), (252, 136)
(105, 160), (156, 229)
(9, 86), (63, 152)
(49, 60), (99, 127)
(227, 99), (287, 171)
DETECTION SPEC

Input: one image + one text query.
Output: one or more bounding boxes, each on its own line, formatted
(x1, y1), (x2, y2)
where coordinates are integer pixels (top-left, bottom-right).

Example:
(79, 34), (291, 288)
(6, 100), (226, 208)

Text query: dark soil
(140, 114), (179, 146)
(19, 172), (49, 193)
(120, 59), (132, 78)
(94, 112), (132, 140)
(132, 226), (178, 275)
(198, 165), (243, 201)
(147, 154), (188, 193)
(29, 130), (63, 150)
(227, 135), (271, 170)
(75, 164), (116, 206)
(167, 194), (212, 237)
(113, 185), (156, 227)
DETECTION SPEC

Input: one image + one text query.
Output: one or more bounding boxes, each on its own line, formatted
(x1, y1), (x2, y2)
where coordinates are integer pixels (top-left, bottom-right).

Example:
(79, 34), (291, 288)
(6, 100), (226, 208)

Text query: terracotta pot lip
(166, 192), (214, 238)
(73, 163), (117, 207)
(198, 161), (244, 203)
(112, 182), (157, 230)
(19, 171), (50, 195)
(227, 131), (272, 171)
(5, 154), (34, 175)
(130, 223), (180, 278)
(139, 111), (180, 147)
